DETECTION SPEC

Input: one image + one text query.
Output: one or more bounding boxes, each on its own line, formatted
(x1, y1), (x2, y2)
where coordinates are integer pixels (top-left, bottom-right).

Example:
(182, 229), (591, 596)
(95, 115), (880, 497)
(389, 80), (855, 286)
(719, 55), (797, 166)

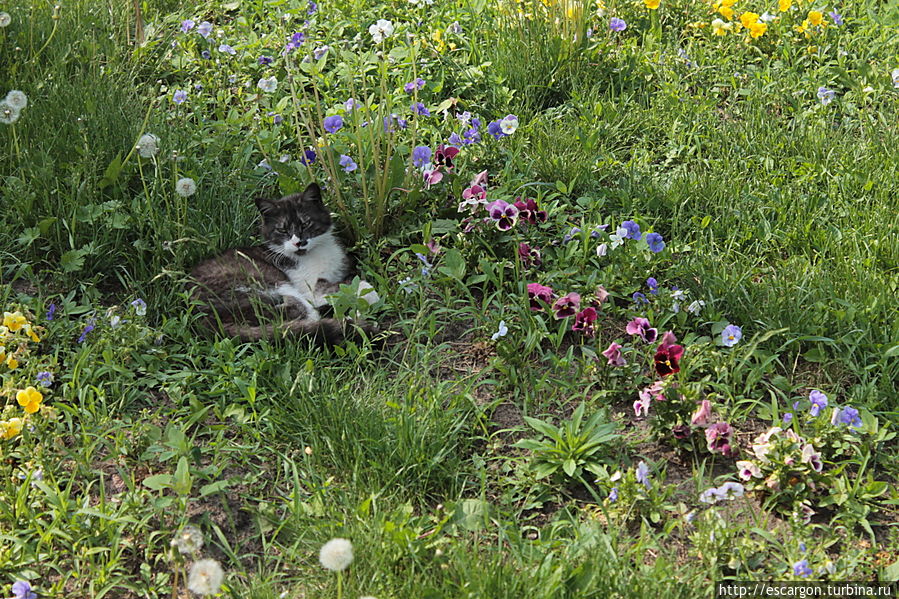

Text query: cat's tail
(224, 317), (378, 345)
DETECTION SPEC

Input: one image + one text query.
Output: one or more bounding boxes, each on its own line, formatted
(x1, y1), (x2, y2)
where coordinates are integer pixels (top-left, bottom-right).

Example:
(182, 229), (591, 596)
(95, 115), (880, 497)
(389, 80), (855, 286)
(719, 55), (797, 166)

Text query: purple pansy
(486, 199), (519, 231)
(197, 21), (213, 38)
(809, 390), (828, 417)
(610, 17), (626, 31)
(646, 232), (665, 253)
(339, 155), (357, 173)
(620, 220), (642, 240)
(411, 145), (432, 168)
(721, 324), (742, 347)
(180, 19), (195, 33)
(323, 115), (343, 133)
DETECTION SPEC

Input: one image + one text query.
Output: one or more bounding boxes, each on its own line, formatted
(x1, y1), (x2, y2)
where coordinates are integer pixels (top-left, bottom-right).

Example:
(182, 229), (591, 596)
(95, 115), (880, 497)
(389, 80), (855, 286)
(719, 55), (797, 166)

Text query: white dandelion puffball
(136, 133), (160, 158)
(368, 19), (394, 43)
(175, 177), (197, 197)
(187, 558), (224, 595)
(0, 12), (10, 27)
(170, 525), (204, 555)
(0, 100), (20, 125)
(5, 90), (27, 110)
(319, 538), (354, 571)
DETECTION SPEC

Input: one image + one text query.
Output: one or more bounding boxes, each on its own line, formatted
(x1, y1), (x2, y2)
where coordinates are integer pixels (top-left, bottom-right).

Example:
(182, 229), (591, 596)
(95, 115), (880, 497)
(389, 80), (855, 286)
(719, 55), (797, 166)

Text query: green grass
(1, 0), (898, 596)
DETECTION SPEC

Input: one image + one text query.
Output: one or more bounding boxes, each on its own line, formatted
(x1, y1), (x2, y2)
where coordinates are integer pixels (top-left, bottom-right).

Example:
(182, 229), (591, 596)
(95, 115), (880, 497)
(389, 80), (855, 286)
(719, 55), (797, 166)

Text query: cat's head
(255, 183), (333, 257)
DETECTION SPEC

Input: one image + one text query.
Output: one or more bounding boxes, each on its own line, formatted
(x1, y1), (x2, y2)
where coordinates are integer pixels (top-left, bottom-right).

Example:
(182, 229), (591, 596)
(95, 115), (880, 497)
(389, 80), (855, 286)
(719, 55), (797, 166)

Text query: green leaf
(882, 559), (899, 582)
(523, 416), (560, 440)
(173, 457), (192, 496)
(99, 153), (123, 189)
(200, 480), (230, 497)
(60, 249), (87, 273)
(452, 499), (490, 531)
(562, 458), (577, 477)
(142, 474), (173, 491)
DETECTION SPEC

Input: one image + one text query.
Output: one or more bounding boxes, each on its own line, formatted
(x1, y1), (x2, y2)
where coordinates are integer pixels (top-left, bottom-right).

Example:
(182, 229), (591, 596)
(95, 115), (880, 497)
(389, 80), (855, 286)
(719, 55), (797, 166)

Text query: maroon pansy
(654, 341), (684, 377)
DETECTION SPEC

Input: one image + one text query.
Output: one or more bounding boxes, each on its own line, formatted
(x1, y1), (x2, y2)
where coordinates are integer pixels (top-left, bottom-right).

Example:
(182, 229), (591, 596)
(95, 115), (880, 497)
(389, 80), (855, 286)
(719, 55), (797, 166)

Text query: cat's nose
(296, 239), (308, 248)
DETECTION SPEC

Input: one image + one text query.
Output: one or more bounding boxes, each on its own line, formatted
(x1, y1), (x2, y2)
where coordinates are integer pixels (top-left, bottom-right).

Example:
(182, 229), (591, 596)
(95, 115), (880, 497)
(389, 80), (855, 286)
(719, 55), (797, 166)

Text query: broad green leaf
(142, 474), (173, 491)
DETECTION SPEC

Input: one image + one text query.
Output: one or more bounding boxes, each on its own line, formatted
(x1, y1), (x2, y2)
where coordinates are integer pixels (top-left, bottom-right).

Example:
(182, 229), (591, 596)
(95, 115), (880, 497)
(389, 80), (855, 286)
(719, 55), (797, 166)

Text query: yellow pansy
(720, 0), (738, 7)
(17, 386), (44, 414)
(645, 0), (661, 9)
(795, 19), (810, 32)
(6, 355), (18, 370)
(3, 311), (27, 333)
(749, 21), (767, 37)
(739, 11), (760, 27)
(778, 0), (792, 10)
(23, 324), (40, 343)
(1, 418), (24, 440)
(807, 10), (823, 25)
(719, 5), (734, 19)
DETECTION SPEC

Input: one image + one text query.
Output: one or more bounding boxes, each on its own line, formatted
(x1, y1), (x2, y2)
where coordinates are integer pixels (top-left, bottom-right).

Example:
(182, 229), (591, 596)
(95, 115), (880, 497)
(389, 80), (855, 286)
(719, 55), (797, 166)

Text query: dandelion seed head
(136, 133), (160, 158)
(188, 559), (224, 595)
(319, 538), (354, 571)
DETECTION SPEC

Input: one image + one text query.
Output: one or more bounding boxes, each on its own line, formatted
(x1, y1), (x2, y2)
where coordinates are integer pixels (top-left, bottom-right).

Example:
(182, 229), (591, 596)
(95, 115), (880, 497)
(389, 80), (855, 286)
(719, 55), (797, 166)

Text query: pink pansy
(634, 390), (651, 417)
(602, 342), (626, 366)
(705, 422), (735, 456)
(552, 292), (581, 319)
(691, 400), (712, 426)
(659, 330), (677, 346)
(470, 169), (488, 187)
(736, 460), (761, 480)
(572, 307), (597, 337)
(423, 167), (444, 188)
(626, 317), (658, 343)
(527, 283), (555, 311)
(594, 285), (609, 306)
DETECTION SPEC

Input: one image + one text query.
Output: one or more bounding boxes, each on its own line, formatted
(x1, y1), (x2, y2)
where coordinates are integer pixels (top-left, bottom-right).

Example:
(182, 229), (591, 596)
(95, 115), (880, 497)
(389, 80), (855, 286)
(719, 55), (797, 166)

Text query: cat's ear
(255, 197), (278, 215)
(301, 183), (323, 204)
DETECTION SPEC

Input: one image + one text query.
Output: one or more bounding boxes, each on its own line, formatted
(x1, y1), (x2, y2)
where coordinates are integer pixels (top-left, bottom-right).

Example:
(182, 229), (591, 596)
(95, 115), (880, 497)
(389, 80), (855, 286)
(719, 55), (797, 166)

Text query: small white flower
(596, 243), (608, 257)
(319, 538), (353, 571)
(892, 68), (899, 89)
(686, 299), (705, 314)
(368, 19), (394, 43)
(175, 177), (197, 197)
(491, 320), (508, 341)
(0, 100), (20, 125)
(5, 90), (27, 110)
(171, 525), (204, 555)
(759, 11), (775, 22)
(109, 315), (121, 328)
(257, 76), (278, 93)
(136, 133), (160, 158)
(500, 114), (519, 135)
(609, 227), (627, 249)
(187, 558), (224, 595)
(0, 12), (10, 27)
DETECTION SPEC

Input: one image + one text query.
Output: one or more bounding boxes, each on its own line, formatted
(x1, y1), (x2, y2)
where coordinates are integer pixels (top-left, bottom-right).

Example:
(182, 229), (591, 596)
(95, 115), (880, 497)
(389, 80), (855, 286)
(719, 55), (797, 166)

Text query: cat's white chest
(282, 232), (346, 297)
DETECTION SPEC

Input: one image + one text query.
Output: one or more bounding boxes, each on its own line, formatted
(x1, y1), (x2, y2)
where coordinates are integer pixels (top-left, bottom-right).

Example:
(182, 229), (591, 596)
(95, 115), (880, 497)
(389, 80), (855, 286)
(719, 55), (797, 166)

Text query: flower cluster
(528, 283), (606, 338)
(739, 425), (828, 518)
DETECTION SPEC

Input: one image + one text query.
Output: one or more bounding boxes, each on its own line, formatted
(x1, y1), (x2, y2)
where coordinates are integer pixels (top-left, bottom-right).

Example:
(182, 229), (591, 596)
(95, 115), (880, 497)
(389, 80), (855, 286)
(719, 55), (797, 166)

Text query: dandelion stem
(336, 570), (343, 599)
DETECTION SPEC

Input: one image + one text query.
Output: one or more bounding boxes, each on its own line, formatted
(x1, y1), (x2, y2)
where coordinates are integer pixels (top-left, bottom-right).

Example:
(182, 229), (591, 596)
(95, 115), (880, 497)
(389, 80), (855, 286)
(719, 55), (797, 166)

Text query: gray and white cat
(189, 183), (370, 342)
